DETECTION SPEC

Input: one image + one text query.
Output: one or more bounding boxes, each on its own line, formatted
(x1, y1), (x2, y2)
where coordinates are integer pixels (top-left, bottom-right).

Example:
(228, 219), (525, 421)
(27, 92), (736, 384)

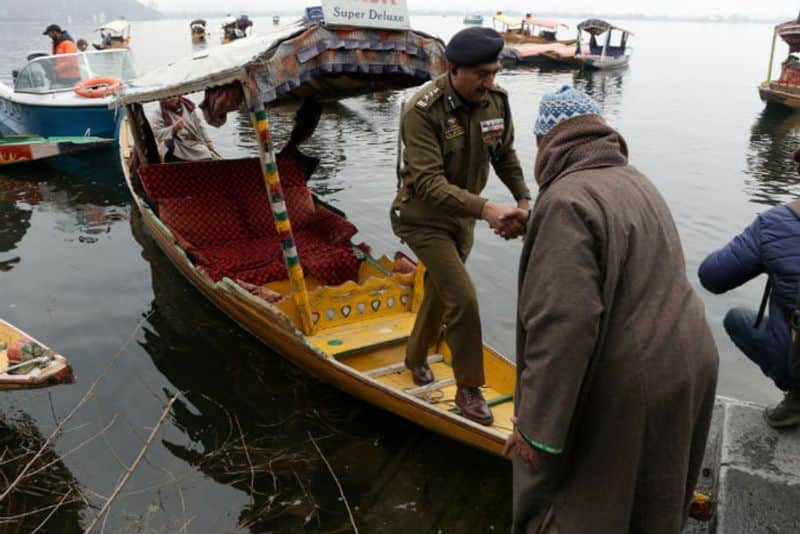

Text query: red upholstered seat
(138, 156), (360, 286)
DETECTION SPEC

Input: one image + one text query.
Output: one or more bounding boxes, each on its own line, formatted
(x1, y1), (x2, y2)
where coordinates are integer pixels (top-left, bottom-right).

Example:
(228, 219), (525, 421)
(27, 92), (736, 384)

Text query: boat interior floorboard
(309, 312), (416, 357)
(344, 348), (514, 434)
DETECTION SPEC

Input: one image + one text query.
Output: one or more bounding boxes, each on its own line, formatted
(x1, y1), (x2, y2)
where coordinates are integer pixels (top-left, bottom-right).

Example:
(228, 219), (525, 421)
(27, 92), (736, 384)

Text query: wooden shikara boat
(0, 135), (112, 165)
(0, 320), (73, 390)
(573, 19), (633, 70)
(116, 19), (518, 456)
(494, 12), (574, 45)
(759, 17), (800, 110)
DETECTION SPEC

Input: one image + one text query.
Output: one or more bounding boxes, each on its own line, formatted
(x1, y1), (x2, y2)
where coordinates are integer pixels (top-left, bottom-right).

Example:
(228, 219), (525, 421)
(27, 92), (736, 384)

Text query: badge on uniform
(480, 118), (504, 145)
(445, 117), (465, 140)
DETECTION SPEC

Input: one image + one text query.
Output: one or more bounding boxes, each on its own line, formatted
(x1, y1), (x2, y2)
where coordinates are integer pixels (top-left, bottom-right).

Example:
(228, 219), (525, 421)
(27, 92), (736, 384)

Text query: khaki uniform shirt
(392, 73), (529, 236)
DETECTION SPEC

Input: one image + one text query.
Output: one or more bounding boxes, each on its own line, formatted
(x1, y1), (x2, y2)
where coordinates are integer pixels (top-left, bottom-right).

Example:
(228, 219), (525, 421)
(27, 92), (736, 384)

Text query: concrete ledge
(711, 397), (800, 533)
(716, 466), (800, 533)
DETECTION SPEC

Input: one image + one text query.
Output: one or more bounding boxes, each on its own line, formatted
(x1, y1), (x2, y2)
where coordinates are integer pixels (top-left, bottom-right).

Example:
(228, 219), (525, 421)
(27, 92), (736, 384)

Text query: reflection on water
(0, 412), (85, 532)
(130, 208), (512, 532)
(573, 68), (627, 117)
(745, 108), (800, 206)
(0, 173), (130, 271)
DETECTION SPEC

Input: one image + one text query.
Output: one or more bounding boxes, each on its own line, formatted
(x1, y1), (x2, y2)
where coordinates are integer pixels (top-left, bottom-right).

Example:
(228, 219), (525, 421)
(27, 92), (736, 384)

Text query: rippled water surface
(0, 14), (797, 532)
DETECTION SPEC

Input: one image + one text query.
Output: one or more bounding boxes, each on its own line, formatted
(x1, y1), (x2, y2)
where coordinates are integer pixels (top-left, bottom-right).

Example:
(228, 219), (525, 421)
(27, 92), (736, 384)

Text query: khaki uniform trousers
(393, 224), (485, 387)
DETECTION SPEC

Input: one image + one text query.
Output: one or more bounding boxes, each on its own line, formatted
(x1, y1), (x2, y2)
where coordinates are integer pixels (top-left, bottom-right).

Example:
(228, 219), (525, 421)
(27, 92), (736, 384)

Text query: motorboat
(0, 49), (135, 140)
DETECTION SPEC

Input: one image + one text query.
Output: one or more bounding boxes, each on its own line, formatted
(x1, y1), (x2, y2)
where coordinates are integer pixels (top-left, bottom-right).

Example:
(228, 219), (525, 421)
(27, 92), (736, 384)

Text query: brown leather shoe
(455, 386), (494, 426)
(405, 358), (434, 386)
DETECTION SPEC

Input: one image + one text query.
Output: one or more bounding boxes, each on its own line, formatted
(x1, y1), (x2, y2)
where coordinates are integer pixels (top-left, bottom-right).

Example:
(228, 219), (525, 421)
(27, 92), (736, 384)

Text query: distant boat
(273, 15), (280, 25)
(0, 319), (73, 390)
(572, 19), (633, 70)
(0, 135), (112, 165)
(494, 12), (574, 45)
(190, 19), (207, 44)
(759, 17), (800, 110)
(93, 19), (131, 50)
(463, 14), (483, 25)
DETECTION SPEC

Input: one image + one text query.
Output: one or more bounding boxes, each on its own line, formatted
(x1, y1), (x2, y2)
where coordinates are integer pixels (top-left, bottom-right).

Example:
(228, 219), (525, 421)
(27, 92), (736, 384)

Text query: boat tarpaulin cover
(523, 16), (568, 30)
(494, 13), (523, 28)
(117, 22), (447, 109)
(577, 19), (632, 35)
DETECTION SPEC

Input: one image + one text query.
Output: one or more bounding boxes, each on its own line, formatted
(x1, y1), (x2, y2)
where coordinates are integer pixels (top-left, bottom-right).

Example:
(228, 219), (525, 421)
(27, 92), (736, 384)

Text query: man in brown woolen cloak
(504, 86), (719, 533)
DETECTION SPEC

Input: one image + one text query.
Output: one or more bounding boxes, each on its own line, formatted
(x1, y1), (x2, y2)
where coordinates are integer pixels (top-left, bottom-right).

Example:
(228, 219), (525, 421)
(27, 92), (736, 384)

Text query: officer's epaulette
(488, 84), (508, 96)
(415, 85), (443, 110)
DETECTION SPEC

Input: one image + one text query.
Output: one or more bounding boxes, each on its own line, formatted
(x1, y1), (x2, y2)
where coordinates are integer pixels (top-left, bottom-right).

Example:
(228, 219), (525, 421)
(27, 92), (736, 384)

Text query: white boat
(0, 49), (135, 140)
(94, 19), (131, 50)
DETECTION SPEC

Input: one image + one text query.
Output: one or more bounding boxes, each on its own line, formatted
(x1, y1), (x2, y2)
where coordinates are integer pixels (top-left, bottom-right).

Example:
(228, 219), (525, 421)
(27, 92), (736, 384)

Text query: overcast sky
(154, 0), (798, 19)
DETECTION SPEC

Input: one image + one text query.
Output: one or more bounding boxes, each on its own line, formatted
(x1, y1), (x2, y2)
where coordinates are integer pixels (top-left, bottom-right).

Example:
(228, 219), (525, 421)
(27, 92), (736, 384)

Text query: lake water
(0, 14), (797, 532)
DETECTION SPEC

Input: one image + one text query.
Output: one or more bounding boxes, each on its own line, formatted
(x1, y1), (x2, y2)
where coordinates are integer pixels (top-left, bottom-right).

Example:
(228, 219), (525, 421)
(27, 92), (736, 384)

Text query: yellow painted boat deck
(309, 311), (515, 435)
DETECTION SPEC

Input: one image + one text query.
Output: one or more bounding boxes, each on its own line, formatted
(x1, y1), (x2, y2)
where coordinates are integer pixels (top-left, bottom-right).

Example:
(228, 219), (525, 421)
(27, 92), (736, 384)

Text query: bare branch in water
(308, 432), (358, 534)
(0, 311), (153, 503)
(83, 394), (178, 533)
(29, 488), (73, 534)
(234, 415), (256, 508)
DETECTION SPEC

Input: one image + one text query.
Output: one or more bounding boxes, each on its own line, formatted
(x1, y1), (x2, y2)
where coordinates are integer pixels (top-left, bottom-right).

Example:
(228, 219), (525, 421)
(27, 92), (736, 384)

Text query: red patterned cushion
(284, 186), (316, 228)
(140, 155), (361, 287)
(231, 263), (287, 286)
(240, 191), (277, 238)
(303, 209), (358, 246)
(275, 153), (307, 187)
(294, 231), (360, 286)
(190, 237), (282, 273)
(159, 195), (249, 246)
(140, 158), (264, 200)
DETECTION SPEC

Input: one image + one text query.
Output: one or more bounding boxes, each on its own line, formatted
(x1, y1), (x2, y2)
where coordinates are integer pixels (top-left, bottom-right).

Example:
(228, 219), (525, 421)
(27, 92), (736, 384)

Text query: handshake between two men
(481, 200), (530, 240)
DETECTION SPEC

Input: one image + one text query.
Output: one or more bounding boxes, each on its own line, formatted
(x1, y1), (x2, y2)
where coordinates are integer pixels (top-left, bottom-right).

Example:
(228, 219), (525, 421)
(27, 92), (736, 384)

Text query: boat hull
(0, 135), (112, 165)
(759, 83), (800, 110)
(133, 199), (510, 455)
(0, 320), (73, 390)
(0, 94), (119, 139)
(119, 123), (513, 457)
(576, 55), (630, 70)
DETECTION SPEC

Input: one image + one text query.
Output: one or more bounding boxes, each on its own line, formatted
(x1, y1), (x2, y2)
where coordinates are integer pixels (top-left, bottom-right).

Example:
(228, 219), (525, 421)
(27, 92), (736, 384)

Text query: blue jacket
(699, 205), (800, 363)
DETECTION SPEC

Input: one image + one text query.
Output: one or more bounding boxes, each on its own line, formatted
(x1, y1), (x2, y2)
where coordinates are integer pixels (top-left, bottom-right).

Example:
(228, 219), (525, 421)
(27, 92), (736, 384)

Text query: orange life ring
(73, 77), (122, 98)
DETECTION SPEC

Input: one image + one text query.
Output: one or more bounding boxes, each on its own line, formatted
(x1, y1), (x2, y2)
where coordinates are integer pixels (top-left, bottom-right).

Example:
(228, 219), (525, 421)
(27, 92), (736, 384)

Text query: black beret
(445, 27), (504, 67)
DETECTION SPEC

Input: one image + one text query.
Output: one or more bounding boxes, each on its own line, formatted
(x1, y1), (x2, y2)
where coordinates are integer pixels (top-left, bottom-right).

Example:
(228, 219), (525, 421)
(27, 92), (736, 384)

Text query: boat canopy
(190, 19), (207, 27)
(577, 19), (632, 36)
(777, 19), (800, 52)
(97, 19), (130, 35)
(523, 16), (568, 30)
(494, 13), (522, 29)
(117, 22), (447, 108)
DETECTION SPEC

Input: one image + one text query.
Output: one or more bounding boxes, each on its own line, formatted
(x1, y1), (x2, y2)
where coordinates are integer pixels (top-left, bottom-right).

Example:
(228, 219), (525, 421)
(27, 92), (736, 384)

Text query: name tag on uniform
(480, 118), (504, 133)
(481, 118), (504, 144)
(445, 117), (465, 139)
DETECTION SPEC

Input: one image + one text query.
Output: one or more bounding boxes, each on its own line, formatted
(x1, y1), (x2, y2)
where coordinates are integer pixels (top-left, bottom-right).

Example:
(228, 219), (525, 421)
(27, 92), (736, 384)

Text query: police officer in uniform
(391, 27), (530, 425)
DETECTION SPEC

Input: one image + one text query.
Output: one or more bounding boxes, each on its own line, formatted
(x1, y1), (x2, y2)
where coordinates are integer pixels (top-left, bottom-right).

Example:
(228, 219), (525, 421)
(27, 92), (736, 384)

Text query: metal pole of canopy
(247, 98), (316, 336)
(601, 29), (611, 60)
(767, 29), (778, 83)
